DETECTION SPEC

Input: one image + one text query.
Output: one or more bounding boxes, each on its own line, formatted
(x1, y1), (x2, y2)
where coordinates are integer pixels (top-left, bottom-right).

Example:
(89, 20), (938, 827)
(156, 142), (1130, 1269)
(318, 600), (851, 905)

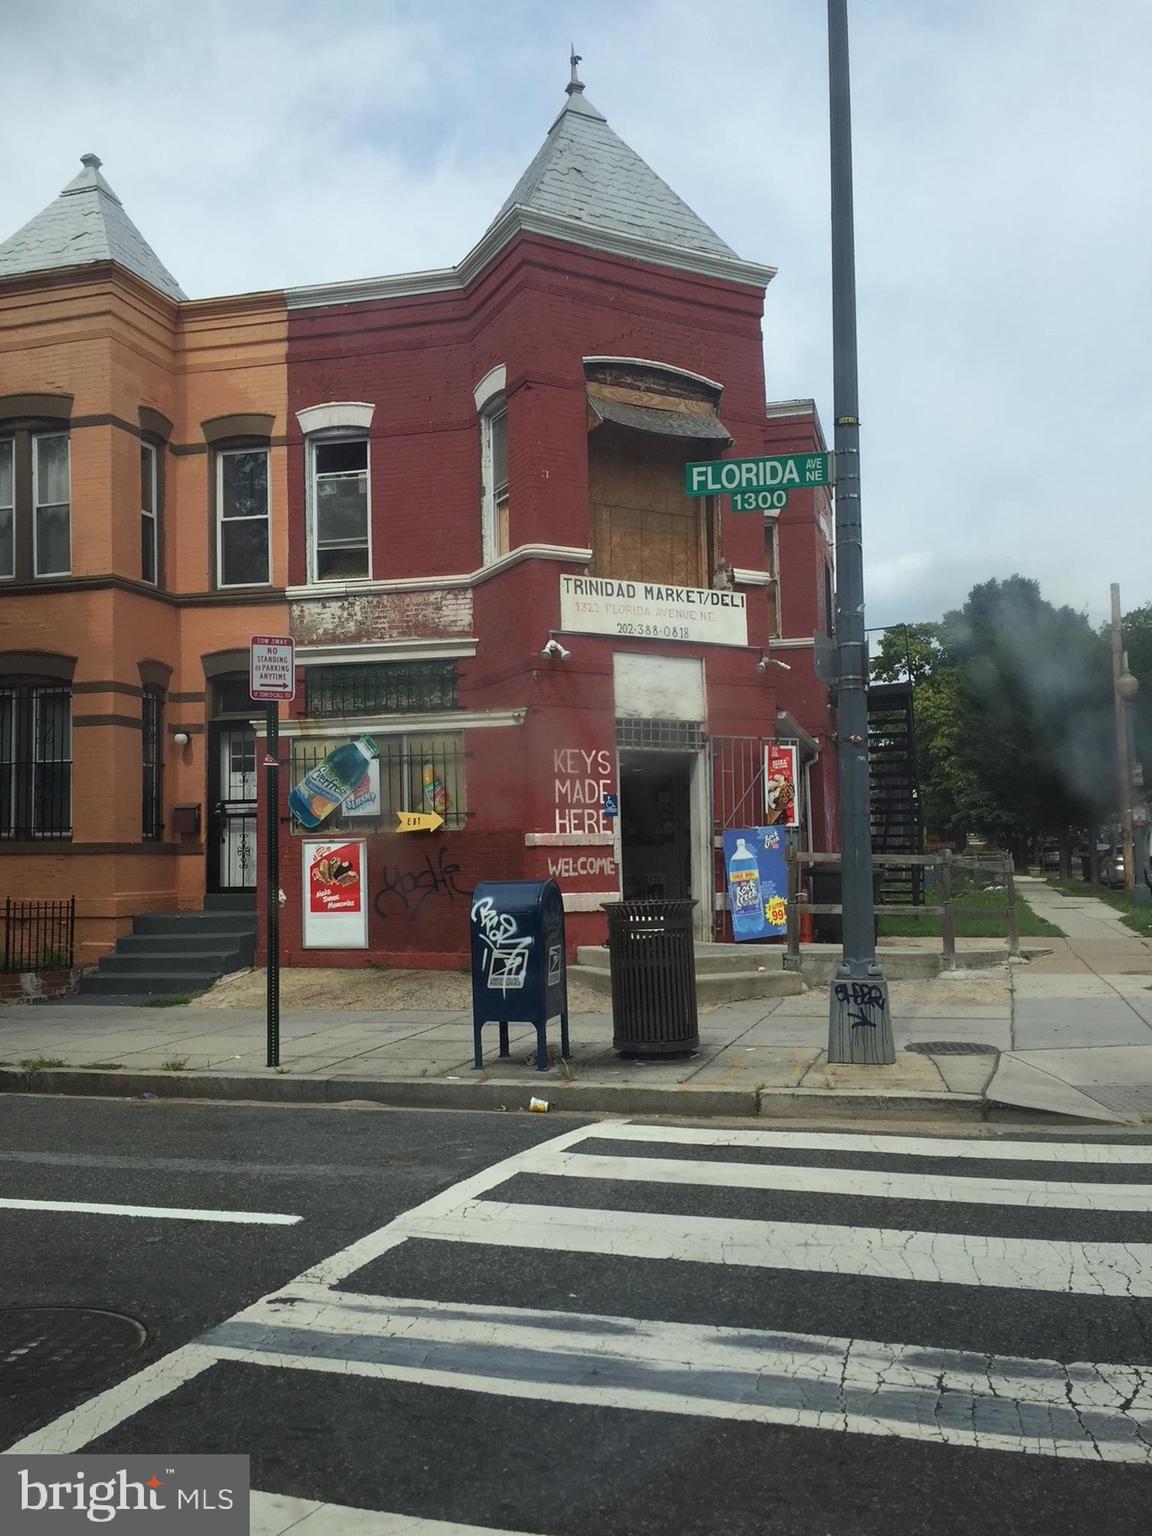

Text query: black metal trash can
(602, 899), (699, 1056)
(810, 869), (884, 944)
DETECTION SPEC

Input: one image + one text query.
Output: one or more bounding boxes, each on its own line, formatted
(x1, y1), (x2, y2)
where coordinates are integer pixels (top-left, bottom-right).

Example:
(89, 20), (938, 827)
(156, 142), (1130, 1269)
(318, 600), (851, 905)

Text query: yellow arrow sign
(395, 811), (445, 833)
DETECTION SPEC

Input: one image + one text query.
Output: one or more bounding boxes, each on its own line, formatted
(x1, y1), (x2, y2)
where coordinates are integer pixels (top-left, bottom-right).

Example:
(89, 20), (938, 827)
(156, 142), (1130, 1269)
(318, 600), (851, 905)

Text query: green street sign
(684, 452), (831, 497)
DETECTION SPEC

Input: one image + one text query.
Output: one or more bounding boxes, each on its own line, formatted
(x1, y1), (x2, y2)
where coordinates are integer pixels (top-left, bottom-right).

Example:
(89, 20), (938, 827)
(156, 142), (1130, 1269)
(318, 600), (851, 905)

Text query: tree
(1121, 603), (1152, 792)
(876, 578), (1118, 861)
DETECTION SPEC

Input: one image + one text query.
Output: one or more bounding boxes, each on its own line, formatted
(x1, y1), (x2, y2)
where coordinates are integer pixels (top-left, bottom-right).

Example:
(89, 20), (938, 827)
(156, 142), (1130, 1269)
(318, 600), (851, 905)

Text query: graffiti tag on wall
(833, 982), (887, 1032)
(374, 847), (465, 920)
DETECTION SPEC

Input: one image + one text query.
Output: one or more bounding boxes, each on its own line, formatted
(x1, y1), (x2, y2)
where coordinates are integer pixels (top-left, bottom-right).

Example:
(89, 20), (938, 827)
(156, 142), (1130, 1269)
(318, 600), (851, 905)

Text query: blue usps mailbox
(470, 879), (571, 1073)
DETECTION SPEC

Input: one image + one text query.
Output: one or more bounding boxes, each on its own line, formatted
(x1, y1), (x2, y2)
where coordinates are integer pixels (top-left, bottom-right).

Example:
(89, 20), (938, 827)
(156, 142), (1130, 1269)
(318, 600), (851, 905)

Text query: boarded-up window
(588, 425), (713, 587)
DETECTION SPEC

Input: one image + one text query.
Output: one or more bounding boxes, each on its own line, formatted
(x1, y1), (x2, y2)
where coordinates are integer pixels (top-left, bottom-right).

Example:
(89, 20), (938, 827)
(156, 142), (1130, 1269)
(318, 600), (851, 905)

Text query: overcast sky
(2, 0), (1148, 630)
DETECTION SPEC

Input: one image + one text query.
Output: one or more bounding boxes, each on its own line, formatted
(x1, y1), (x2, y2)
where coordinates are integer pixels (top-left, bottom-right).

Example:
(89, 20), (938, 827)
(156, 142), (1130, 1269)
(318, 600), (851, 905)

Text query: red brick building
(275, 73), (837, 966)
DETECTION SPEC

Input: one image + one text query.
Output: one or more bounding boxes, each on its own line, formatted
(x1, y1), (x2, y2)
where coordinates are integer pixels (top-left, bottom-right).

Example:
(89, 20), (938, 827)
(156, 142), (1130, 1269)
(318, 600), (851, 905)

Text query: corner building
(278, 75), (837, 965)
(0, 75), (837, 970)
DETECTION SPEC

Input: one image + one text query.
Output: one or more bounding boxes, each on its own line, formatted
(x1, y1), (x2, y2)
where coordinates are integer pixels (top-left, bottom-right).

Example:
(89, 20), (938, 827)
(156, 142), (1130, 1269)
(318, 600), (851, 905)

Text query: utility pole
(1111, 583), (1138, 898)
(826, 0), (894, 1064)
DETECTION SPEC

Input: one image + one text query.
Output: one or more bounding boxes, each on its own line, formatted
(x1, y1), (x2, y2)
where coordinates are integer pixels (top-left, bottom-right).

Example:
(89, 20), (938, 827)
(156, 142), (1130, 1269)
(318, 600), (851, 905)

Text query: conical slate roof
(0, 155), (186, 301)
(493, 76), (739, 261)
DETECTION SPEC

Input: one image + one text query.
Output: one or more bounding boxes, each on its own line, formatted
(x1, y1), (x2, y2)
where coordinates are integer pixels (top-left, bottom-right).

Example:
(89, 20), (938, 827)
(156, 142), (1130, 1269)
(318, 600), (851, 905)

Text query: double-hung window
(312, 438), (370, 580)
(140, 442), (158, 584)
(32, 433), (70, 577)
(481, 406), (509, 564)
(217, 448), (270, 587)
(0, 438), (12, 580)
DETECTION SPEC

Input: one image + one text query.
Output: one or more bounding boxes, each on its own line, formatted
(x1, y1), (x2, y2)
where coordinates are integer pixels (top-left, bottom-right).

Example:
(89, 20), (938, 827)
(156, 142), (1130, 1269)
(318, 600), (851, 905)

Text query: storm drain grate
(905, 1041), (1001, 1056)
(0, 1307), (147, 1394)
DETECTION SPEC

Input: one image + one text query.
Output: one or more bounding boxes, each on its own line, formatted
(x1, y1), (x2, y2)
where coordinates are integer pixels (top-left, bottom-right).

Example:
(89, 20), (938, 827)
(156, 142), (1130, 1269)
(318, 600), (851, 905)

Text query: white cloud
(1, 0), (1148, 625)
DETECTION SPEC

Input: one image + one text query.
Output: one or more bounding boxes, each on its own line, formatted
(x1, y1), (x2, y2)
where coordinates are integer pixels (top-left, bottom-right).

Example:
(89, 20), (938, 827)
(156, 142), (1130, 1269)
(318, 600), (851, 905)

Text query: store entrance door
(619, 752), (694, 901)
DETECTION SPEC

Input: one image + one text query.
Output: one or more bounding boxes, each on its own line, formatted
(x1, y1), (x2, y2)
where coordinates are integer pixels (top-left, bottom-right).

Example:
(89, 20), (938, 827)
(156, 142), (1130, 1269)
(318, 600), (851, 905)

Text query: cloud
(1, 0), (1148, 626)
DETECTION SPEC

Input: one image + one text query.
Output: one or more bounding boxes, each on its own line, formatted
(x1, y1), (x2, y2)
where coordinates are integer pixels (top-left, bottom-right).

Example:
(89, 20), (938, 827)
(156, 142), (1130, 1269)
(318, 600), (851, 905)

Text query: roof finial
(567, 44), (584, 96)
(80, 153), (102, 170)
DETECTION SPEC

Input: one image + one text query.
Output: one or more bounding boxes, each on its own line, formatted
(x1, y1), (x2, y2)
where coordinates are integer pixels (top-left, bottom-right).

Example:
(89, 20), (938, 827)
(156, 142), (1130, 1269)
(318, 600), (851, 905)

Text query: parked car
(1077, 843), (1126, 887)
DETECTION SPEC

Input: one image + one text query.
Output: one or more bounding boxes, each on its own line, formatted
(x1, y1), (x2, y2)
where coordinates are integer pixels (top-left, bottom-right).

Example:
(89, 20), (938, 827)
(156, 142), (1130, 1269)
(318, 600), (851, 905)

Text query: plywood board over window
(589, 425), (713, 588)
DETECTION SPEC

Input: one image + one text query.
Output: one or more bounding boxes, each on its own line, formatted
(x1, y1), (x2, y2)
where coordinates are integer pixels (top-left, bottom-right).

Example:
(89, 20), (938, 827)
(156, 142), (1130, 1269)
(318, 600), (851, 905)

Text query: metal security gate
(209, 724), (258, 891)
(710, 735), (770, 940)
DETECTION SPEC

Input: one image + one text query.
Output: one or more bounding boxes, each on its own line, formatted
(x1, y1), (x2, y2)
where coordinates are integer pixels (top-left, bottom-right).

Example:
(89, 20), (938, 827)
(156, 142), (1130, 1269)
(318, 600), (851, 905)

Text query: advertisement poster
(723, 826), (788, 942)
(343, 759), (381, 819)
(302, 839), (368, 948)
(764, 743), (800, 828)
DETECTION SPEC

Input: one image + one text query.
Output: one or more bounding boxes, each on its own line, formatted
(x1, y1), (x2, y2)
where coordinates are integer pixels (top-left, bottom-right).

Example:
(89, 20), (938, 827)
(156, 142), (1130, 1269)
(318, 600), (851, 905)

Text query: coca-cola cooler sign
(302, 838), (368, 949)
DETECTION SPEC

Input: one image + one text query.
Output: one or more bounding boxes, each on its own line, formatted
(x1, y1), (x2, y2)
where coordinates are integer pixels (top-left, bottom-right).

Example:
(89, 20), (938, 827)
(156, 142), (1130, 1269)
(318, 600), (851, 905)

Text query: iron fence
(1, 896), (76, 972)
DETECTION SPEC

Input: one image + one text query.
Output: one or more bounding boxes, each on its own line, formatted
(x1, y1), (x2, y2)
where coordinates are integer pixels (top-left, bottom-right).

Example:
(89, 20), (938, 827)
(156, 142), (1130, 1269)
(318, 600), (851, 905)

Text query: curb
(0, 1065), (1095, 1124)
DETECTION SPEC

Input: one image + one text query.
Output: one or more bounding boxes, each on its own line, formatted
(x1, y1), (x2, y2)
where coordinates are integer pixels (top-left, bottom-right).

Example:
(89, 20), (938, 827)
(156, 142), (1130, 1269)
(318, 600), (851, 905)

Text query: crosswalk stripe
(531, 1148), (1152, 1211)
(585, 1125), (1152, 1164)
(252, 1490), (543, 1535)
(206, 1288), (1151, 1463)
(0, 1197), (302, 1225)
(401, 1199), (1152, 1295)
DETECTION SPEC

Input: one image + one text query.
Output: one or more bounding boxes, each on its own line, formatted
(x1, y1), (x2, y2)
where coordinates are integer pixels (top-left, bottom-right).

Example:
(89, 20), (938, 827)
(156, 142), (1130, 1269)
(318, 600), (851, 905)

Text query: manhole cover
(0, 1308), (146, 1394)
(905, 1041), (1000, 1056)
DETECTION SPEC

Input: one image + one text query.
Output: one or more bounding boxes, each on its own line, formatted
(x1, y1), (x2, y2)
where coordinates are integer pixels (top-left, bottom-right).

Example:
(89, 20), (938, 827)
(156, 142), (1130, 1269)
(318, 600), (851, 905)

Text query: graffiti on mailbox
(471, 896), (534, 991)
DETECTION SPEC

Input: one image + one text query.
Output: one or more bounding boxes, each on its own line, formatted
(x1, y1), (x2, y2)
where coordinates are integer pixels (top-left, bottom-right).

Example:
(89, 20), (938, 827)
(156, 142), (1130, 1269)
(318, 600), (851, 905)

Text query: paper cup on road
(528, 1096), (551, 1113)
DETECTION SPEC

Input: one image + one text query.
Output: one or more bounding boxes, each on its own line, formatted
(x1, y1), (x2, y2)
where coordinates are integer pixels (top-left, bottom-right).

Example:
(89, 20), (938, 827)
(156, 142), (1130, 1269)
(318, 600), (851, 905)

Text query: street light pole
(826, 0), (894, 1064)
(1111, 582), (1138, 898)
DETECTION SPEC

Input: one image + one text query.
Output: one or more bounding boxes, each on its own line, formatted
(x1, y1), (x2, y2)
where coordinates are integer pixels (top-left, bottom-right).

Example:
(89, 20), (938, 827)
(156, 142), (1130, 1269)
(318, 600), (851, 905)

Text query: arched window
(474, 367), (509, 565)
(296, 403), (374, 582)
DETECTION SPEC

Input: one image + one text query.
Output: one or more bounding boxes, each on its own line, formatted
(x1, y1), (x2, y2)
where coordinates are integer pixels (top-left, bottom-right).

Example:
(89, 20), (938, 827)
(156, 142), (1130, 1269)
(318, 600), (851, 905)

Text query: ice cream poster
(764, 743), (799, 828)
(308, 840), (363, 913)
(723, 827), (788, 942)
(302, 838), (369, 949)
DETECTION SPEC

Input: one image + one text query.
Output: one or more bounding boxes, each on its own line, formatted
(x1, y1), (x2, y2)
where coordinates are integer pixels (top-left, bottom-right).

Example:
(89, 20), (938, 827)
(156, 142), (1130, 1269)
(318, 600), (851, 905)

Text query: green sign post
(684, 451), (832, 503)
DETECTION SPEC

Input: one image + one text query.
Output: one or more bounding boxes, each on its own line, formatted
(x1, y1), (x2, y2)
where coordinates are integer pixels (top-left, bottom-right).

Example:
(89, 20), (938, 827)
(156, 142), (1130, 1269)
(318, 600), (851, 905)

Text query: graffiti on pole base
(833, 981), (886, 1031)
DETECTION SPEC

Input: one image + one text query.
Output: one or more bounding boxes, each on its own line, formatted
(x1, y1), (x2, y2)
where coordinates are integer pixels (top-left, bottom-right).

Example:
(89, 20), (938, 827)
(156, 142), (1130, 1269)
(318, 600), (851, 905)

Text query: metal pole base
(827, 964), (895, 1065)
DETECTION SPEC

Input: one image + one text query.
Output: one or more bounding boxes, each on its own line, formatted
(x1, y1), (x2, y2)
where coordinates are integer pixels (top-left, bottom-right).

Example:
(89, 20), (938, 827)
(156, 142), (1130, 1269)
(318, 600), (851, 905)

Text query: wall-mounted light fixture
(172, 731), (190, 747)
(541, 636), (572, 661)
(757, 653), (791, 673)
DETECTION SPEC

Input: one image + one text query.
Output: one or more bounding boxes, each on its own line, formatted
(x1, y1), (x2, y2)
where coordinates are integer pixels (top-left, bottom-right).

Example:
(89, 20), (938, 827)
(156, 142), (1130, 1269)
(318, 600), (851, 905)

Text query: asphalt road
(2, 1097), (1152, 1535)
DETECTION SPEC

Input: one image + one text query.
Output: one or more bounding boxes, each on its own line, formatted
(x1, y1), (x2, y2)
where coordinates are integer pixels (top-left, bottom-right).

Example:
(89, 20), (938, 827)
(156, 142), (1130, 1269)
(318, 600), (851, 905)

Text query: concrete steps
(571, 943), (805, 1004)
(77, 901), (257, 1003)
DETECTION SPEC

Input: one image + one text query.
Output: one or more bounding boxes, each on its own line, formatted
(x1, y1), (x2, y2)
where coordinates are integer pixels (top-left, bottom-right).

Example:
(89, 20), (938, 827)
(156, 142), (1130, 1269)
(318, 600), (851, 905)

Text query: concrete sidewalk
(2, 879), (1150, 1123)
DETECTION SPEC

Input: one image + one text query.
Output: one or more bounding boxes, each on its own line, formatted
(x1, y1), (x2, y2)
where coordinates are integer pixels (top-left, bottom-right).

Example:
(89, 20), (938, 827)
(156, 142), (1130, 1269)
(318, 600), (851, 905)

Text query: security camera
(756, 654), (791, 672)
(540, 638), (571, 660)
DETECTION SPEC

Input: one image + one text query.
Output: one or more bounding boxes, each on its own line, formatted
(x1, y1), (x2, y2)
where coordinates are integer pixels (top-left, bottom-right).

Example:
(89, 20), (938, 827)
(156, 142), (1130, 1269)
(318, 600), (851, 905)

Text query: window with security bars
(290, 733), (468, 832)
(305, 661), (459, 719)
(141, 687), (164, 839)
(0, 684), (72, 839)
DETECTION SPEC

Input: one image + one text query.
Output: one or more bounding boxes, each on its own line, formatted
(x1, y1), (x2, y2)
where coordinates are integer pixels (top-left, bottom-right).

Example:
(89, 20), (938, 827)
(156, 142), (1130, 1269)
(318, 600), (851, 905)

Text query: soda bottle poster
(764, 743), (800, 828)
(723, 827), (788, 942)
(307, 841), (363, 915)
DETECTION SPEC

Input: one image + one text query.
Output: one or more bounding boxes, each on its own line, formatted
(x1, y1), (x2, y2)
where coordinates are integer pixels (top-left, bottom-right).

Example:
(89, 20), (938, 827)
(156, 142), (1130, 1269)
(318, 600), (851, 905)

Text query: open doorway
(619, 752), (695, 901)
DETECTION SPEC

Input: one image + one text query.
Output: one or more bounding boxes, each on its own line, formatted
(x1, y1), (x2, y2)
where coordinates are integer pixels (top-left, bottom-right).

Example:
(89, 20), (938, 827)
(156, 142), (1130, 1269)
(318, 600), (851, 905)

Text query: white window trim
(472, 365), (507, 413)
(32, 432), (70, 579)
(296, 402), (375, 436)
(0, 436), (13, 581)
(480, 400), (508, 568)
(307, 433), (373, 585)
(216, 447), (271, 590)
(140, 441), (158, 585)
